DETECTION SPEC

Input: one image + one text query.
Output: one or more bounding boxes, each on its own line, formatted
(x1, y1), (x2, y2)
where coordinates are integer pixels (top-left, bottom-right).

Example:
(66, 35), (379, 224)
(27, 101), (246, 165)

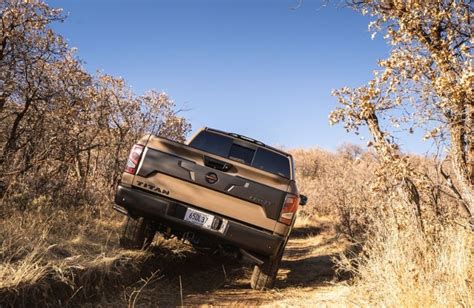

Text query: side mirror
(299, 194), (308, 206)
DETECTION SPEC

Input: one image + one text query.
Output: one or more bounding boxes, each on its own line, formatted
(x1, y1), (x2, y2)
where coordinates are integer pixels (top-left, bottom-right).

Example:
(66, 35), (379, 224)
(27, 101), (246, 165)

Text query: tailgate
(132, 136), (290, 231)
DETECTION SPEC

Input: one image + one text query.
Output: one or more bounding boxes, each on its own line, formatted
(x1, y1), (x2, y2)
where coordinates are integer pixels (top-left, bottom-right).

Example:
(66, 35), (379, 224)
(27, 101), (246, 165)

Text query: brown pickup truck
(114, 127), (307, 290)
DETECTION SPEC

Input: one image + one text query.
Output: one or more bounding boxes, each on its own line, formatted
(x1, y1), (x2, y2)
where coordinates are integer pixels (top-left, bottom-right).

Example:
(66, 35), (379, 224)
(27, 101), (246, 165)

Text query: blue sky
(47, 0), (431, 153)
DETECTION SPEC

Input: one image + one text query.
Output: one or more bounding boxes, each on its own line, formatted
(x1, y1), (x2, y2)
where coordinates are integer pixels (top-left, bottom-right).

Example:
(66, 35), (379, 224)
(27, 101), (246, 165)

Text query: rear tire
(119, 216), (155, 250)
(250, 241), (286, 290)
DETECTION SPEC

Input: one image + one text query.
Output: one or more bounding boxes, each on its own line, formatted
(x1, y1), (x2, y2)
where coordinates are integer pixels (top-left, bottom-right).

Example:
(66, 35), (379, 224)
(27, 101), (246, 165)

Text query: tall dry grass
(293, 147), (473, 306)
(0, 201), (158, 306)
(338, 214), (473, 306)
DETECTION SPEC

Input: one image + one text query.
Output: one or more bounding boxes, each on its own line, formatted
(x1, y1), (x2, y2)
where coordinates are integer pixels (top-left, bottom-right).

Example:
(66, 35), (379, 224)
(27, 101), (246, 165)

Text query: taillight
(279, 194), (299, 225)
(124, 144), (144, 174)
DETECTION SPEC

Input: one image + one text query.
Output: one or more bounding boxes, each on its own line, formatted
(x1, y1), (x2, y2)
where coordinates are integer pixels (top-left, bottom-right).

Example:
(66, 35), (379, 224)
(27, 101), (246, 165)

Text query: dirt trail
(123, 220), (350, 307)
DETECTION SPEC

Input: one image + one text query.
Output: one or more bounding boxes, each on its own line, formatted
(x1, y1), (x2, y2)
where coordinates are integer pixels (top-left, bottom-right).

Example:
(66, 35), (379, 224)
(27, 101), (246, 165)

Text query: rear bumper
(114, 185), (284, 257)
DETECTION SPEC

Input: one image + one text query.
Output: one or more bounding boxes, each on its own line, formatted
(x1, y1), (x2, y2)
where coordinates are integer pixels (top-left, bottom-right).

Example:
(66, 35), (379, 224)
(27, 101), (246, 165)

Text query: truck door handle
(203, 156), (232, 172)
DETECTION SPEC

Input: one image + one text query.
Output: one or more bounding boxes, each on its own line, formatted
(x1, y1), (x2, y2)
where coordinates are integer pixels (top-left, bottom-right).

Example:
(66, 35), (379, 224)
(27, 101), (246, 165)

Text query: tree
(330, 0), (473, 226)
(0, 0), (191, 206)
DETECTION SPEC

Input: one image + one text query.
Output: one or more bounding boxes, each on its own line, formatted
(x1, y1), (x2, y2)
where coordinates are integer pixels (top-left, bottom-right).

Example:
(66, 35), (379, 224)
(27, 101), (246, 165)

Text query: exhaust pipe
(239, 249), (265, 266)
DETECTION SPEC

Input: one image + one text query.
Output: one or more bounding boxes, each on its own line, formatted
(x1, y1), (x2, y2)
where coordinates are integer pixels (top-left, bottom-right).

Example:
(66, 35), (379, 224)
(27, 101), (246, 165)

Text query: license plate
(184, 208), (214, 229)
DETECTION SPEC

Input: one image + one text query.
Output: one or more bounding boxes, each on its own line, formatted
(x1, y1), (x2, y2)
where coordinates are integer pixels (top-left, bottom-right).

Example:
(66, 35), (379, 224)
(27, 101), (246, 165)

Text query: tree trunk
(365, 112), (424, 232)
(450, 123), (474, 221)
(467, 103), (474, 184)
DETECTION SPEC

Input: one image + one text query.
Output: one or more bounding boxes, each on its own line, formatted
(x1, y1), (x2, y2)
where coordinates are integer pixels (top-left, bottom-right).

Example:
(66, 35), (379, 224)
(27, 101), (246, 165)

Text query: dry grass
(293, 212), (313, 229)
(0, 202), (164, 306)
(293, 147), (474, 307)
(337, 214), (474, 307)
(0, 198), (250, 307)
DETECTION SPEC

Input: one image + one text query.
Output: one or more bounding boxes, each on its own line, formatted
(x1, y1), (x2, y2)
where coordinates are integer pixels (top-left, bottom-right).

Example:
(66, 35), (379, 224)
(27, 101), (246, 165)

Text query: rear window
(252, 148), (291, 178)
(229, 143), (254, 164)
(189, 130), (233, 158)
(189, 131), (291, 178)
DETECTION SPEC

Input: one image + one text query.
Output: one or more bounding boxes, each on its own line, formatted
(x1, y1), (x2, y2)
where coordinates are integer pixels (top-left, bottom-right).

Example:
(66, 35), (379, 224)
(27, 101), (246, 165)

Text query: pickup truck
(113, 127), (307, 290)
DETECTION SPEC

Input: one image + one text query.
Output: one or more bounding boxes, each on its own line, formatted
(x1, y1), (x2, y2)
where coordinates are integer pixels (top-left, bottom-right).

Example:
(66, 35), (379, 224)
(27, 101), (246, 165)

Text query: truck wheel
(119, 216), (155, 250)
(250, 241), (286, 290)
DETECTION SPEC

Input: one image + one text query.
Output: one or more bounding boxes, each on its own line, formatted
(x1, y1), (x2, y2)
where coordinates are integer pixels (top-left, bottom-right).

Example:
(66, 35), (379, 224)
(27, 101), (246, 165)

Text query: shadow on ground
(290, 219), (333, 239)
(290, 225), (325, 239)
(278, 254), (338, 289)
